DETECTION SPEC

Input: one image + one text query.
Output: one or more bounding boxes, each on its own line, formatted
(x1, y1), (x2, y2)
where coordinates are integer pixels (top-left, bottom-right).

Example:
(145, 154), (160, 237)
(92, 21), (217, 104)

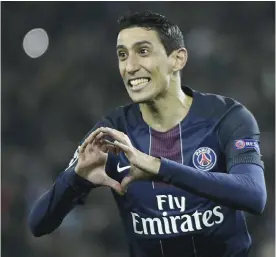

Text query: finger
(105, 141), (123, 155)
(96, 132), (110, 142)
(84, 142), (93, 155)
(95, 132), (104, 141)
(80, 137), (93, 154)
(80, 128), (110, 154)
(121, 175), (135, 193)
(106, 145), (118, 155)
(101, 143), (118, 154)
(102, 175), (124, 195)
(79, 143), (86, 154)
(85, 128), (103, 145)
(79, 134), (97, 153)
(102, 139), (118, 154)
(80, 127), (123, 154)
(113, 140), (129, 153)
(98, 128), (126, 144)
(103, 139), (116, 146)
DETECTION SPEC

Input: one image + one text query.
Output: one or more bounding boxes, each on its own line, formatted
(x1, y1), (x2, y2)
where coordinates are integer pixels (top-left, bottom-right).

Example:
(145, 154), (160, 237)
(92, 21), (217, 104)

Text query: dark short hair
(118, 10), (185, 55)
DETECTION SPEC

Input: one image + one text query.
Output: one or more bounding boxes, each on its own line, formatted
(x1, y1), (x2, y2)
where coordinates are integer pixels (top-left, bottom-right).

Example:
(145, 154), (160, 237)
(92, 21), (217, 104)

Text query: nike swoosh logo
(117, 162), (131, 173)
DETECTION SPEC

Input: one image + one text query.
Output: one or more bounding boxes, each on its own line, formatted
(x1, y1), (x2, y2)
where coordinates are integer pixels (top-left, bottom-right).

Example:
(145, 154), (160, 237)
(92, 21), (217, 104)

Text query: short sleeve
(218, 105), (264, 172)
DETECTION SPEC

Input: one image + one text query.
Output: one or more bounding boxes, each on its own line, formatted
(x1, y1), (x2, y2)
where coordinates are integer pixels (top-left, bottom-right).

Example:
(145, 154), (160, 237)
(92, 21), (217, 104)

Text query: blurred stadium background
(1, 2), (275, 257)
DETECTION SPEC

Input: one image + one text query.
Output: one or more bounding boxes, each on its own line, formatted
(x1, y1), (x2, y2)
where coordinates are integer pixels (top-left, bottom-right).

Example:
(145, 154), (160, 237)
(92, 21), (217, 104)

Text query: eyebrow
(116, 40), (153, 50)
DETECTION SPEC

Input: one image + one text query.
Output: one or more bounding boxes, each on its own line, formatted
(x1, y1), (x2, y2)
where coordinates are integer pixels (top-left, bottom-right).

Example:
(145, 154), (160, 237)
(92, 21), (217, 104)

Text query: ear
(170, 48), (188, 72)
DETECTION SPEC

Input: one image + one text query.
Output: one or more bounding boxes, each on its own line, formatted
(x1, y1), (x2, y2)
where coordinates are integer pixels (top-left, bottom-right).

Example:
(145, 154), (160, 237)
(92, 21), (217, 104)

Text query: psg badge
(192, 147), (217, 171)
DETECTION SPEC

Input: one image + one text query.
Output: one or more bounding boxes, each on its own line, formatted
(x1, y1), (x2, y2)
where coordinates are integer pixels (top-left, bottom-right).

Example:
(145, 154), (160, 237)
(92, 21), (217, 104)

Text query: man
(28, 10), (267, 257)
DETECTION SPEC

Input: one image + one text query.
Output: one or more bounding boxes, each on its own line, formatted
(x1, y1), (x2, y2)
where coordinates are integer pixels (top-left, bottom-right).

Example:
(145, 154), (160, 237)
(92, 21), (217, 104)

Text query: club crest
(192, 147), (217, 171)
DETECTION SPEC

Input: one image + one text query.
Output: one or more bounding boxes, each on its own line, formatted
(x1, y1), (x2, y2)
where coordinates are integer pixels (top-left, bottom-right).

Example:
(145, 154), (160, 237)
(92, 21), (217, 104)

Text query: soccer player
(28, 10), (267, 257)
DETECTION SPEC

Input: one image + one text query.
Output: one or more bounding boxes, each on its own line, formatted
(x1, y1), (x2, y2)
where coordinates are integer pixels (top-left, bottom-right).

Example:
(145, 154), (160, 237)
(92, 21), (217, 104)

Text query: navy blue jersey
(28, 87), (266, 257)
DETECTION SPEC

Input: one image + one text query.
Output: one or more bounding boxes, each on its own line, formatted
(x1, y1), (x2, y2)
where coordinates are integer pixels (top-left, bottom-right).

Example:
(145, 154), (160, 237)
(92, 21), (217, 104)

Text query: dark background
(1, 2), (275, 257)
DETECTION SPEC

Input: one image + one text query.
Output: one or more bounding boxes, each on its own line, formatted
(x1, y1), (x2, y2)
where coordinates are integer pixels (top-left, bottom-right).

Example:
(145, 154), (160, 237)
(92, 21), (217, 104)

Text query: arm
(155, 105), (267, 214)
(28, 167), (95, 237)
(157, 161), (266, 214)
(28, 117), (119, 237)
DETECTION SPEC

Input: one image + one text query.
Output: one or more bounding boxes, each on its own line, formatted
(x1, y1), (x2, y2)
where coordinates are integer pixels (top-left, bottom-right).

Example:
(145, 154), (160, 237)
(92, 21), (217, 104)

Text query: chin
(129, 92), (156, 104)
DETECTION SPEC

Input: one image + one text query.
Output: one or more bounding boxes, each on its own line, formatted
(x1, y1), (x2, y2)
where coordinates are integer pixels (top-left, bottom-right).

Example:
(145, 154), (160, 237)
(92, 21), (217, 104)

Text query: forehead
(117, 27), (162, 48)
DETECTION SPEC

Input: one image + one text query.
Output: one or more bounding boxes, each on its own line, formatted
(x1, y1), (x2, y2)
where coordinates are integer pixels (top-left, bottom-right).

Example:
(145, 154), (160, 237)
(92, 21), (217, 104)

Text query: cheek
(152, 57), (169, 77)
(155, 65), (168, 83)
(118, 63), (125, 77)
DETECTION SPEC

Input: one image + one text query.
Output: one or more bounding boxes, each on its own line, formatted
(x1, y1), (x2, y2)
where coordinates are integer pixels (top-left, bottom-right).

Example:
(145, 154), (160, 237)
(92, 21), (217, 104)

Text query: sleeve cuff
(61, 167), (97, 195)
(157, 157), (174, 183)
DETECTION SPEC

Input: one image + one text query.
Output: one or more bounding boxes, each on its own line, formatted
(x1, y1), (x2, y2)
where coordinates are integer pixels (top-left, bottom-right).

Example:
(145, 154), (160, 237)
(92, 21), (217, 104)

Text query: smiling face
(117, 27), (174, 103)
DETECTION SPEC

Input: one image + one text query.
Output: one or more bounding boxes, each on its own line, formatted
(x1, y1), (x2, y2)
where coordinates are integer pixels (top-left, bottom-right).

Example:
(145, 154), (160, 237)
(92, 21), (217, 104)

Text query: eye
(117, 51), (127, 60)
(139, 48), (149, 56)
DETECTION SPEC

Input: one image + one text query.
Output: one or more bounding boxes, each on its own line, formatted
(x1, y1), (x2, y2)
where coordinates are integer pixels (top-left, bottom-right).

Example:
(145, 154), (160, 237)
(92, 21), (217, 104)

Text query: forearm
(28, 167), (95, 237)
(156, 159), (266, 214)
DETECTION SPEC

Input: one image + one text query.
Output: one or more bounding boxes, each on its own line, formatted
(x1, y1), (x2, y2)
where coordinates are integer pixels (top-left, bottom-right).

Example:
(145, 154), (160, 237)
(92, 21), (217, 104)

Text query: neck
(139, 77), (193, 132)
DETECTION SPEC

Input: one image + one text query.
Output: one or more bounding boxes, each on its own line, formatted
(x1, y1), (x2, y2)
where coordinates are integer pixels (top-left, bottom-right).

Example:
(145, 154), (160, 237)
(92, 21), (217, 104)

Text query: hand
(91, 127), (161, 190)
(75, 130), (123, 195)
(92, 128), (139, 164)
(95, 127), (161, 173)
(92, 127), (147, 167)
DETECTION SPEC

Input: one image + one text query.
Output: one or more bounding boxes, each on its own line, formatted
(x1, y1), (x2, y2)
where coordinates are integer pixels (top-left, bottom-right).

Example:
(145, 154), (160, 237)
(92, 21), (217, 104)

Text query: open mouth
(128, 77), (151, 91)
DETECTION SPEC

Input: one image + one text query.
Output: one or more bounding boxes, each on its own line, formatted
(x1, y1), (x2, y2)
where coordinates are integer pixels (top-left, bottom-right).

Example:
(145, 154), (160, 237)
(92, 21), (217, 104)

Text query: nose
(125, 54), (140, 75)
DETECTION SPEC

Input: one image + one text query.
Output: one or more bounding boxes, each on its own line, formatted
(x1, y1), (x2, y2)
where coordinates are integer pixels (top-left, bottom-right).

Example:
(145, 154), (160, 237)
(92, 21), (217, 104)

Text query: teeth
(130, 78), (149, 87)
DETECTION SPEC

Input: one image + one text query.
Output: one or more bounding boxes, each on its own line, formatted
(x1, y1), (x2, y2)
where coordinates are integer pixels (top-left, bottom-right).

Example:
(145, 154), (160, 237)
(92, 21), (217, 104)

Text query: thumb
(121, 175), (135, 193)
(102, 175), (124, 195)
